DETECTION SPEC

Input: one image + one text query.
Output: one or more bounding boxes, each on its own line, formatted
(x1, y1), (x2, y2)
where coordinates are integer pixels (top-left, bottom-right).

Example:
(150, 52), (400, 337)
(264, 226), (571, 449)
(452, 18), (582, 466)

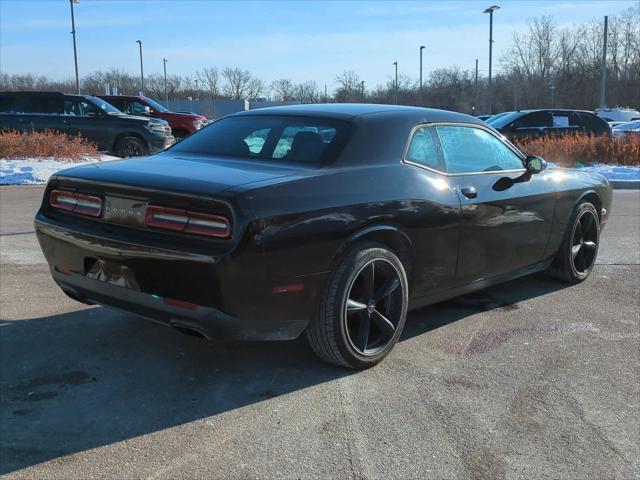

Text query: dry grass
(0, 130), (99, 161)
(514, 133), (640, 166)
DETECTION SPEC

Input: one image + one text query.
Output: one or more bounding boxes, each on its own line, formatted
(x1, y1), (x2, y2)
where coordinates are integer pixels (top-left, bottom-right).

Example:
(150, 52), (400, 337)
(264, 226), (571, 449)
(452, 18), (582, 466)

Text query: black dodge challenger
(35, 104), (612, 368)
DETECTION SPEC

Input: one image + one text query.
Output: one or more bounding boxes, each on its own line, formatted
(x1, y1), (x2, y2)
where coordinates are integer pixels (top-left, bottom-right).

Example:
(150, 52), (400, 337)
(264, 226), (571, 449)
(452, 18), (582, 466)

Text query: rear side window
(171, 115), (351, 164)
(514, 111), (552, 128)
(24, 96), (64, 114)
(577, 112), (609, 133)
(405, 126), (442, 171)
(437, 126), (524, 174)
(0, 95), (17, 113)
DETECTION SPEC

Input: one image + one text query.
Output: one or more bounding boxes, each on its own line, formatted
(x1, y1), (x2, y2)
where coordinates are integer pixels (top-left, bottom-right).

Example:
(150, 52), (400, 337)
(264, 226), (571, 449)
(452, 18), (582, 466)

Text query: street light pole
(163, 58), (168, 105)
(136, 40), (144, 95)
(599, 16), (608, 109)
(483, 5), (500, 114)
(361, 80), (365, 101)
(419, 45), (425, 105)
(393, 61), (398, 104)
(69, 0), (80, 94)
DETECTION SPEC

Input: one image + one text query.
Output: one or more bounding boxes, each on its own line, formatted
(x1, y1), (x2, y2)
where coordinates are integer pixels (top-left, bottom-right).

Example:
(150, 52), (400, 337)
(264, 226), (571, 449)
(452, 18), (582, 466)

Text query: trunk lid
(55, 152), (303, 196)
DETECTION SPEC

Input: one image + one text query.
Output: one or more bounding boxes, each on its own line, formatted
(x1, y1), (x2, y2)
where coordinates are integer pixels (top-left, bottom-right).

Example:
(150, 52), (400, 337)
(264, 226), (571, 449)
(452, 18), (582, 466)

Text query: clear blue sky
(0, 0), (635, 91)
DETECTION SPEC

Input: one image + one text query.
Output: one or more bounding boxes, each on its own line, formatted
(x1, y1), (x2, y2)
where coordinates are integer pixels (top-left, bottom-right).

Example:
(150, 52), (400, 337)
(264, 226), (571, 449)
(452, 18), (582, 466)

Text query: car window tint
(273, 126), (337, 159)
(244, 128), (271, 154)
(0, 95), (16, 112)
(24, 96), (63, 115)
(437, 126), (524, 174)
(514, 111), (552, 128)
(171, 115), (350, 164)
(406, 127), (441, 170)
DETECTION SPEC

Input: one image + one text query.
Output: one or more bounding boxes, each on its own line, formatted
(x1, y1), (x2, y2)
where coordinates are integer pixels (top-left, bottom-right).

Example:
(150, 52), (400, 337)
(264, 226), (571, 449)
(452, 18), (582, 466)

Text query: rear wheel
(549, 202), (600, 283)
(115, 136), (148, 158)
(307, 244), (408, 369)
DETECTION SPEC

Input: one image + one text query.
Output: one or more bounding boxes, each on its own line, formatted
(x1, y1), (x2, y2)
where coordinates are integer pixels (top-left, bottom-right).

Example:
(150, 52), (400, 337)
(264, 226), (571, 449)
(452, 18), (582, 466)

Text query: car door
(435, 124), (556, 286)
(60, 97), (112, 150)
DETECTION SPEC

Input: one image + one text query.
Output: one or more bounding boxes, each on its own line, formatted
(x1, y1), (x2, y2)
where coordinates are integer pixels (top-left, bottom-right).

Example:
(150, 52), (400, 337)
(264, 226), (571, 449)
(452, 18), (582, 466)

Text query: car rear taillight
(145, 206), (231, 238)
(50, 190), (102, 217)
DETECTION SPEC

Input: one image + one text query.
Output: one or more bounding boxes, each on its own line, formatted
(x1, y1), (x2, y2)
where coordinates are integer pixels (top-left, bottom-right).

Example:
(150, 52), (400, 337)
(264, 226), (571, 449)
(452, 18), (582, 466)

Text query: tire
(114, 136), (148, 158)
(306, 243), (408, 369)
(549, 202), (600, 283)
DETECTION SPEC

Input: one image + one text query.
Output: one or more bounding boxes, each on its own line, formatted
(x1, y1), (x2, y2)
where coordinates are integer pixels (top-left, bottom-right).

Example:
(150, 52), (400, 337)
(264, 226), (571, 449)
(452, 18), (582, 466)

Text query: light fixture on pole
(136, 40), (144, 95)
(483, 5), (500, 115)
(69, 0), (80, 94)
(163, 58), (168, 105)
(393, 61), (398, 104)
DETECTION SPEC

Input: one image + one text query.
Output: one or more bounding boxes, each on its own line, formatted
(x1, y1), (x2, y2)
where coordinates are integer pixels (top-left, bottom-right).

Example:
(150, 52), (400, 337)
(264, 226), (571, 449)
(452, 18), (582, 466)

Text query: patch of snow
(581, 163), (640, 182)
(0, 155), (118, 185)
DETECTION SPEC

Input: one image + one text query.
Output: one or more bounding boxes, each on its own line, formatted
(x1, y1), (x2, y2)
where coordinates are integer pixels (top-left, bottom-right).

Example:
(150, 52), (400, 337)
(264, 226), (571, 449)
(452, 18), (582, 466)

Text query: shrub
(514, 134), (640, 166)
(0, 130), (99, 161)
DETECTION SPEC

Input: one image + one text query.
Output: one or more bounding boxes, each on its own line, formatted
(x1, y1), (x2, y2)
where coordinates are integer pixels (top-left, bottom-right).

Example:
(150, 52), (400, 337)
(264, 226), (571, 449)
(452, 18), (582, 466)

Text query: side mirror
(525, 155), (547, 174)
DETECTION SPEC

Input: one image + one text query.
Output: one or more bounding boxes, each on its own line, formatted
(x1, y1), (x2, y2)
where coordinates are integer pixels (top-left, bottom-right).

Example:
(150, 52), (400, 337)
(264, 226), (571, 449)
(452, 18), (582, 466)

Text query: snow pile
(581, 163), (640, 183)
(0, 156), (118, 185)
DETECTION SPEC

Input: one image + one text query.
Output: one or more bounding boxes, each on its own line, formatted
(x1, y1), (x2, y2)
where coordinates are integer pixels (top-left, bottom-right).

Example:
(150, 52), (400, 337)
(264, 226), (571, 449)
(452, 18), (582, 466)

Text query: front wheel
(306, 244), (408, 369)
(115, 136), (148, 158)
(549, 202), (600, 283)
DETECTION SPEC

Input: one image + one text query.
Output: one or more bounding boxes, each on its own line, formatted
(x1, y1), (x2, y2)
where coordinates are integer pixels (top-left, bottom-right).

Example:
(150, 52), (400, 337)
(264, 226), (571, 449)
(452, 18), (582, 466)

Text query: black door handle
(460, 186), (478, 199)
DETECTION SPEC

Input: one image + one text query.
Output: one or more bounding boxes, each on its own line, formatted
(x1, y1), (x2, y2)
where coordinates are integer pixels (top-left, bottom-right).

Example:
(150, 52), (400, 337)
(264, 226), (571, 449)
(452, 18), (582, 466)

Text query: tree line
(1, 8), (638, 114)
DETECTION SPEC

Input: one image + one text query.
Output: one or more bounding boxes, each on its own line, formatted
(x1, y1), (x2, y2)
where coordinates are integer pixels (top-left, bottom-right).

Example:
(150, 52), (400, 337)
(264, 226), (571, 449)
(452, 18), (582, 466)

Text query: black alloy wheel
(307, 244), (408, 369)
(344, 258), (404, 355)
(115, 136), (148, 158)
(549, 201), (600, 283)
(570, 208), (599, 276)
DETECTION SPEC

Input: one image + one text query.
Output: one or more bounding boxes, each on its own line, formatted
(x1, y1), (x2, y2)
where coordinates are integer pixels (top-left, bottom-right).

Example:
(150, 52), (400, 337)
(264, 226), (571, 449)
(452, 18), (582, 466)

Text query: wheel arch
(576, 190), (602, 220)
(333, 225), (414, 286)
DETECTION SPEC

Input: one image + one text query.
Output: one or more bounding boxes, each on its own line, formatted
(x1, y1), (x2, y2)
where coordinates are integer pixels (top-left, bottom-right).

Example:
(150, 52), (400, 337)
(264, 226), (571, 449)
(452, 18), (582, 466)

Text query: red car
(99, 95), (208, 139)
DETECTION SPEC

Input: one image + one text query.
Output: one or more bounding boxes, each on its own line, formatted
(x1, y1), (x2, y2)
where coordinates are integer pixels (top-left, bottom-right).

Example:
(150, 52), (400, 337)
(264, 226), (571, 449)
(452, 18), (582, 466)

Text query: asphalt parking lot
(0, 186), (638, 480)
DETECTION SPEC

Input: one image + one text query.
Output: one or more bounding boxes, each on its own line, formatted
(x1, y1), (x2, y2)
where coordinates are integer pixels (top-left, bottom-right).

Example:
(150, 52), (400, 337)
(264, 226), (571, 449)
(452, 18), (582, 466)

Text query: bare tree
(197, 67), (222, 100)
(222, 67), (262, 99)
(271, 78), (295, 101)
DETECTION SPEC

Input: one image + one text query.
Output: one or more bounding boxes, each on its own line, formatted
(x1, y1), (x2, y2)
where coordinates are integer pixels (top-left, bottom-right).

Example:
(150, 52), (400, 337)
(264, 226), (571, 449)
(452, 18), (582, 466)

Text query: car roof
(232, 103), (482, 124)
(517, 109), (596, 115)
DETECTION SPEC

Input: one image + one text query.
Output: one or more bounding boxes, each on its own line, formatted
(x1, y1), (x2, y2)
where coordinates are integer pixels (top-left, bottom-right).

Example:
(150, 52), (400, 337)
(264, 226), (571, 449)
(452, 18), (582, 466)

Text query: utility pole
(69, 0), (80, 94)
(419, 45), (425, 105)
(324, 84), (328, 102)
(483, 5), (500, 114)
(550, 83), (556, 108)
(599, 16), (608, 109)
(136, 40), (144, 95)
(163, 58), (168, 105)
(361, 80), (365, 101)
(393, 61), (398, 104)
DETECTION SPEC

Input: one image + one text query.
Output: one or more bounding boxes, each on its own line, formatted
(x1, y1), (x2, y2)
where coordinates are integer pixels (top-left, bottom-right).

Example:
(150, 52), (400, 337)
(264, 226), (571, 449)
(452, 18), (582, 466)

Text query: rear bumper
(51, 267), (306, 340)
(35, 215), (318, 341)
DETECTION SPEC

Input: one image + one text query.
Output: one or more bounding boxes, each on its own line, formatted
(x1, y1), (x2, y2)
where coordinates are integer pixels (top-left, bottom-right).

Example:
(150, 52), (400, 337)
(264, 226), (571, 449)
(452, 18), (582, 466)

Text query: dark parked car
(0, 91), (174, 157)
(488, 109), (611, 141)
(35, 104), (612, 368)
(99, 95), (208, 139)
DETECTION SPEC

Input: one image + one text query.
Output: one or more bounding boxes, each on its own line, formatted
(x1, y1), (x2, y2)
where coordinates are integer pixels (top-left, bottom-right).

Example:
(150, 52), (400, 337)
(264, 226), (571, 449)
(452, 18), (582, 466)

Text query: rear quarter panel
(545, 168), (612, 256)
(235, 164), (462, 300)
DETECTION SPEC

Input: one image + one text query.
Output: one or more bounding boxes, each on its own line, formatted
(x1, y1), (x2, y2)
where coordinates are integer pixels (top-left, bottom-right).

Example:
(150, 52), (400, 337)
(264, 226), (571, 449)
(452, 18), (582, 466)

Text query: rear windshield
(170, 115), (351, 164)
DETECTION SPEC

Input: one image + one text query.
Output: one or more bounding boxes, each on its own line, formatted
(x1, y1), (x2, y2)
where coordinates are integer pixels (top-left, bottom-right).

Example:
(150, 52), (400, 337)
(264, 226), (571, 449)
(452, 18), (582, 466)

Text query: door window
(405, 126), (442, 171)
(63, 99), (99, 117)
(436, 126), (524, 174)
